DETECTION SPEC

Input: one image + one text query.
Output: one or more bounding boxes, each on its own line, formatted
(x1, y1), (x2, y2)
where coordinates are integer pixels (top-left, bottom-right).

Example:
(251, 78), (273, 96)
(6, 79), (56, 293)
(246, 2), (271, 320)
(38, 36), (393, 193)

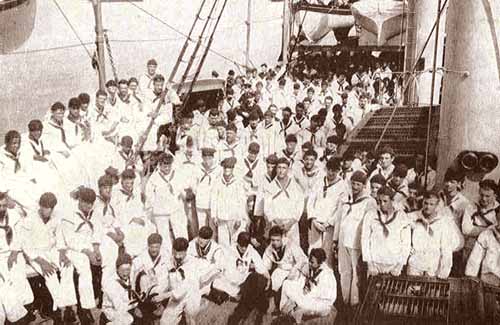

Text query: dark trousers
(228, 272), (269, 325)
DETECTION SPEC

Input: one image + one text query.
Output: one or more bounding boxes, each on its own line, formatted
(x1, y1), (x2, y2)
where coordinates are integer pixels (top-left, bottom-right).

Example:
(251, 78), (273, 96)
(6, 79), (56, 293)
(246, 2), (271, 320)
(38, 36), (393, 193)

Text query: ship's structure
(1, 0), (500, 195)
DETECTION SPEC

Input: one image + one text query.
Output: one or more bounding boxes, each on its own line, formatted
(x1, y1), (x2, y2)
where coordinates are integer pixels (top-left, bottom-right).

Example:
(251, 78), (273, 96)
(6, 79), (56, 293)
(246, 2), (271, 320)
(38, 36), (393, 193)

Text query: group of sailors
(0, 58), (498, 325)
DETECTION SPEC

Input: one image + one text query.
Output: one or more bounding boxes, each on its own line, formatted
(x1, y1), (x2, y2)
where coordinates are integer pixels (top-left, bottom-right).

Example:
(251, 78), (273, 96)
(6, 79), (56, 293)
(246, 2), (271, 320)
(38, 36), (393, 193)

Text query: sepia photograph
(0, 0), (499, 324)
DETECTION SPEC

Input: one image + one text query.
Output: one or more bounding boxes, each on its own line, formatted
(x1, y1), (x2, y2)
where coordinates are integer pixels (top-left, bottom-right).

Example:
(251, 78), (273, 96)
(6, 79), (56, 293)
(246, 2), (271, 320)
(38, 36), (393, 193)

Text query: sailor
(263, 226), (308, 313)
(262, 109), (284, 157)
(78, 92), (92, 124)
(21, 119), (63, 195)
(101, 253), (140, 325)
(198, 108), (222, 150)
(94, 175), (124, 282)
(65, 97), (88, 148)
(280, 248), (337, 324)
(340, 152), (356, 182)
(115, 79), (139, 141)
(263, 158), (305, 245)
(88, 90), (119, 143)
(132, 233), (170, 313)
(368, 145), (395, 181)
(278, 134), (300, 171)
(0, 130), (41, 209)
(176, 110), (200, 151)
(334, 171), (377, 307)
(193, 148), (221, 234)
(235, 142), (264, 196)
(369, 174), (386, 199)
(160, 238), (205, 325)
(187, 226), (223, 295)
(440, 167), (472, 275)
(361, 186), (412, 276)
(241, 111), (262, 149)
(407, 191), (456, 279)
(271, 79), (288, 109)
(253, 154), (278, 218)
(212, 232), (270, 325)
(294, 149), (324, 250)
(145, 152), (188, 253)
(279, 107), (300, 137)
(462, 179), (499, 261)
(217, 123), (244, 163)
(0, 191), (34, 312)
(465, 208), (500, 286)
(106, 80), (119, 109)
(17, 192), (81, 322)
(140, 74), (174, 152)
(388, 164), (410, 209)
(210, 157), (247, 246)
(55, 187), (100, 321)
(298, 115), (327, 150)
(292, 103), (310, 130)
(138, 58), (159, 100)
(42, 102), (73, 156)
(307, 157), (348, 266)
(318, 135), (340, 166)
(111, 169), (154, 257)
(110, 135), (143, 178)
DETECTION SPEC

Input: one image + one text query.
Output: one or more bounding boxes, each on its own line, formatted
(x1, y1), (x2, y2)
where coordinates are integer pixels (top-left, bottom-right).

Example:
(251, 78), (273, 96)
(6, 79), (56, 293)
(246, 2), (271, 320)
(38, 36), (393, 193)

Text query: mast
(246, 0), (252, 69)
(282, 0), (290, 65)
(403, 0), (417, 105)
(91, 0), (106, 90)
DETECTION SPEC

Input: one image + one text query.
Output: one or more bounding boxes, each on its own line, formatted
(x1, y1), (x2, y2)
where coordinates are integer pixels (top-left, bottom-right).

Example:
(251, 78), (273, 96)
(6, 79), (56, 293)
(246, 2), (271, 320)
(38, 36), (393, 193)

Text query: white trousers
(0, 253), (33, 306)
(160, 281), (201, 325)
(100, 235), (120, 283)
(67, 250), (96, 309)
(217, 220), (246, 247)
(338, 245), (362, 306)
(280, 279), (333, 317)
(104, 309), (134, 325)
(123, 221), (155, 257)
(154, 212), (188, 255)
(29, 250), (78, 309)
(0, 279), (28, 323)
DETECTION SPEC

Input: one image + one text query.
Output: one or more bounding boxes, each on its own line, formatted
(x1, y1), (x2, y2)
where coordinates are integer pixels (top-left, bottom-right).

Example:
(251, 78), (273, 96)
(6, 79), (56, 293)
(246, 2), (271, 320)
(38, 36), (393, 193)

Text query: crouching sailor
(280, 248), (337, 324)
(101, 253), (141, 324)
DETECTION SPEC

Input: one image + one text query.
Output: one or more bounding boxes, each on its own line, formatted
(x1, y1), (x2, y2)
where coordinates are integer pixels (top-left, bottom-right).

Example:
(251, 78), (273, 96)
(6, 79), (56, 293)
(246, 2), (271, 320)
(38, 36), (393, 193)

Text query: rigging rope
(51, 0), (93, 59)
(124, 0), (246, 69)
(104, 31), (119, 82)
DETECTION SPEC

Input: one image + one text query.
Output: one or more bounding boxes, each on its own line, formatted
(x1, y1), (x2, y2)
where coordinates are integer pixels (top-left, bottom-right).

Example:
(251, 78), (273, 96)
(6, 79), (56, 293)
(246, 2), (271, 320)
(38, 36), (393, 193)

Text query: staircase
(341, 105), (440, 159)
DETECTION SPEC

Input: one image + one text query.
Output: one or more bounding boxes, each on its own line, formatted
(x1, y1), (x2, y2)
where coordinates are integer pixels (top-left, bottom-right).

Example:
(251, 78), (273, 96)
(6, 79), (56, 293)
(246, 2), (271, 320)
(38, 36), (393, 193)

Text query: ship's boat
(0, 0), (37, 54)
(294, 7), (355, 44)
(351, 0), (406, 47)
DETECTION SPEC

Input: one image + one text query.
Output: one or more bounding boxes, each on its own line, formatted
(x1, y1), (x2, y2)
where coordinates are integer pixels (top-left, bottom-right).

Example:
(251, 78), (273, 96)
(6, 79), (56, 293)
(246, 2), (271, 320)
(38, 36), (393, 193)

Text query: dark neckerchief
(200, 164), (216, 185)
(471, 203), (497, 228)
(322, 176), (341, 198)
(272, 178), (292, 200)
(244, 158), (259, 179)
(415, 214), (440, 236)
(272, 245), (286, 263)
(158, 170), (175, 195)
(196, 240), (211, 259)
(120, 188), (134, 202)
(75, 210), (94, 233)
(376, 210), (398, 237)
(29, 138), (45, 157)
(345, 195), (369, 215)
(98, 195), (115, 219)
(303, 266), (322, 294)
(0, 214), (13, 245)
